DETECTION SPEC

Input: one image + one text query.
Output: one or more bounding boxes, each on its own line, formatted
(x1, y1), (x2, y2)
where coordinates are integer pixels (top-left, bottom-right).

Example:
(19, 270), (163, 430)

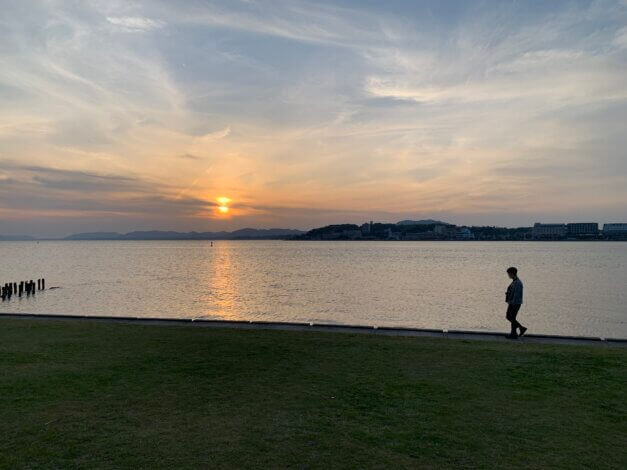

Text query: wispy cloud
(0, 160), (217, 226)
(0, 0), (626, 236)
(106, 16), (165, 32)
(177, 153), (202, 160)
(614, 26), (627, 48)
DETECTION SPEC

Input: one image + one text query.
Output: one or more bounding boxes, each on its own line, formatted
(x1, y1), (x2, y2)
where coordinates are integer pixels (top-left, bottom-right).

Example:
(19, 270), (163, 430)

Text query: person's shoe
(505, 334), (518, 340)
(519, 327), (528, 337)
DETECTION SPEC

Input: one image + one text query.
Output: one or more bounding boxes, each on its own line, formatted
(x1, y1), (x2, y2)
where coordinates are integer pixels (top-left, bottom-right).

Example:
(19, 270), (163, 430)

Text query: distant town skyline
(3, 218), (626, 241)
(1, 0), (626, 237)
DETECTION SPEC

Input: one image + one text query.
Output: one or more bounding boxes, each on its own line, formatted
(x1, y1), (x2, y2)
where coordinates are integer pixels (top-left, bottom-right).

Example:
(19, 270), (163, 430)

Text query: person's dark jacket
(506, 278), (523, 305)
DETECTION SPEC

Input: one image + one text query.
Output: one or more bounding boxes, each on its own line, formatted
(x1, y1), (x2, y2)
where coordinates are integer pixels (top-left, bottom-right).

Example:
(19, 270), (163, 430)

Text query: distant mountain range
(0, 235), (36, 241)
(63, 228), (305, 240)
(0, 222), (445, 241)
(1, 223), (449, 241)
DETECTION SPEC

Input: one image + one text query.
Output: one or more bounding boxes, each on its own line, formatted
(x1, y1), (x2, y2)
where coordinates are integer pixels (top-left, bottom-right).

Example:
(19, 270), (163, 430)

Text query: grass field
(1, 318), (625, 469)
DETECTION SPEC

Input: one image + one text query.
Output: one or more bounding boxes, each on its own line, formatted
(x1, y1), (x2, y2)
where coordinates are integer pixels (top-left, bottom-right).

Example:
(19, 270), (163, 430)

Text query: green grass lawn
(1, 319), (625, 469)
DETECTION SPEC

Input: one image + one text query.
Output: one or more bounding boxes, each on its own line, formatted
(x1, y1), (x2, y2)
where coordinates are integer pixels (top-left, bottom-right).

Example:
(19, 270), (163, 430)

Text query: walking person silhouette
(505, 267), (527, 339)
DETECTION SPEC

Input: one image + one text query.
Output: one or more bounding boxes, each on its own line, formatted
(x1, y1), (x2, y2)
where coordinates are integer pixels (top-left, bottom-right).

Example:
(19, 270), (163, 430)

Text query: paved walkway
(1, 312), (626, 347)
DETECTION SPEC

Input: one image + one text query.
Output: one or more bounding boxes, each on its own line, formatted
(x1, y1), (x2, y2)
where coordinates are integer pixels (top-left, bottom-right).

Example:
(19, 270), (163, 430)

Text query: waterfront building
(403, 231), (437, 240)
(385, 227), (400, 240)
(532, 223), (567, 239)
(567, 223), (599, 237)
(455, 227), (475, 240)
(603, 223), (627, 238)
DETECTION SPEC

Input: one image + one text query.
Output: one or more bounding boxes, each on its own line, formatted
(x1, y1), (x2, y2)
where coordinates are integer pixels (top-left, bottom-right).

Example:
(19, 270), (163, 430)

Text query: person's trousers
(506, 304), (523, 336)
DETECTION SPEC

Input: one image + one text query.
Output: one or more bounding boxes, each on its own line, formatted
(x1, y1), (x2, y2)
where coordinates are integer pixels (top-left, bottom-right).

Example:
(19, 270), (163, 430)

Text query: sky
(1, 0), (626, 237)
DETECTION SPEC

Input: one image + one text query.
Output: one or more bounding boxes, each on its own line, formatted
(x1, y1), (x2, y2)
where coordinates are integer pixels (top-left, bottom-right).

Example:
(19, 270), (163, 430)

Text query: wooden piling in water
(0, 278), (47, 300)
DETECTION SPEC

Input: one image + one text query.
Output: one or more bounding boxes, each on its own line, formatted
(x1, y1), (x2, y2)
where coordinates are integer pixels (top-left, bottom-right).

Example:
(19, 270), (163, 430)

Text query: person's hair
(507, 267), (518, 276)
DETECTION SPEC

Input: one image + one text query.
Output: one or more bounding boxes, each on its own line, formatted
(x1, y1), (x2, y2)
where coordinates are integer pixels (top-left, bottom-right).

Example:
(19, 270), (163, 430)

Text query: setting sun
(216, 196), (232, 215)
(216, 197), (232, 205)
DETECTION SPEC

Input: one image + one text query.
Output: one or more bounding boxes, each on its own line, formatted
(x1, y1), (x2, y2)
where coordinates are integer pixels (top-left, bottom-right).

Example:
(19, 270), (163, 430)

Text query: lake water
(0, 241), (625, 338)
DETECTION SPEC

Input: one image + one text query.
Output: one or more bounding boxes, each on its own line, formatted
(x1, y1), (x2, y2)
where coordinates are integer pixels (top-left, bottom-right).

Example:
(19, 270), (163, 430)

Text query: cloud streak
(106, 16), (165, 32)
(0, 0), (626, 236)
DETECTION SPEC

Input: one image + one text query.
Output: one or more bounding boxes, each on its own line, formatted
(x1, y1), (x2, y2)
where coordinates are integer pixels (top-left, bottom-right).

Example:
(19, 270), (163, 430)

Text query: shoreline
(1, 239), (627, 242)
(2, 312), (625, 347)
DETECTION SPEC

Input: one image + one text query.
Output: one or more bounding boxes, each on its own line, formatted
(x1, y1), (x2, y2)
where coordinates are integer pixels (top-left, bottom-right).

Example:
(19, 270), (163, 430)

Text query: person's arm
(518, 281), (523, 304)
(511, 280), (523, 304)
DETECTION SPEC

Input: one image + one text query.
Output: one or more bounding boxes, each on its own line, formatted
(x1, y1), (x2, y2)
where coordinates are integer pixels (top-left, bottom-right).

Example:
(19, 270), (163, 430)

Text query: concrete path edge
(2, 312), (626, 348)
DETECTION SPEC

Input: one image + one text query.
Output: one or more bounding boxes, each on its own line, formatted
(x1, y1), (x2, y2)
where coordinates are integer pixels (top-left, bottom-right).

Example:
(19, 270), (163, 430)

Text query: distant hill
(64, 232), (123, 240)
(0, 235), (36, 241)
(64, 229), (304, 240)
(396, 219), (448, 226)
